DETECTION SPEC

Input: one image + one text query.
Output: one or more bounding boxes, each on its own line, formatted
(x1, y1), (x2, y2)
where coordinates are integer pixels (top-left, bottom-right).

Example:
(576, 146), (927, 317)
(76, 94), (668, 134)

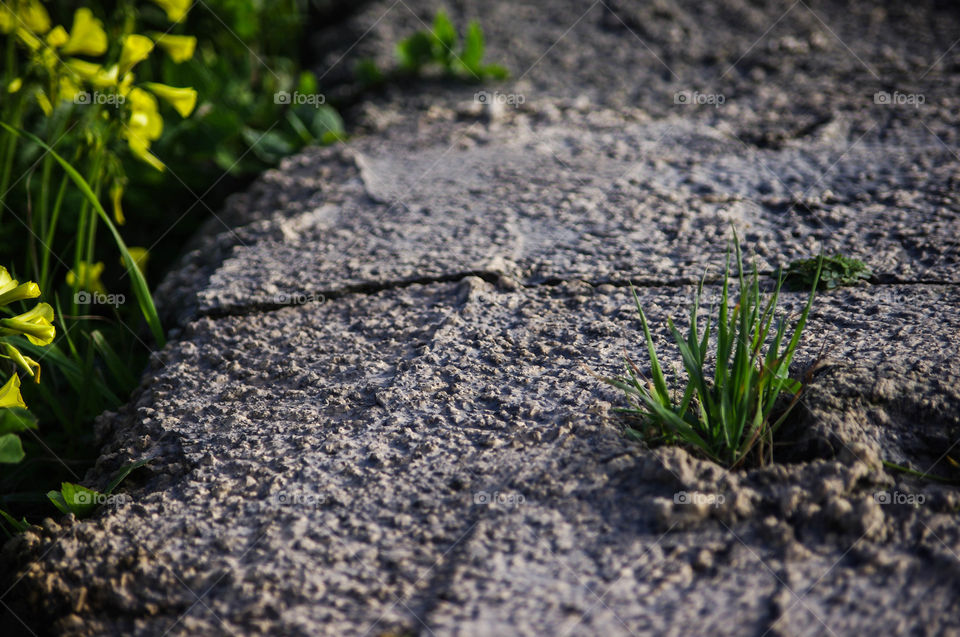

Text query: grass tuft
(605, 234), (821, 468)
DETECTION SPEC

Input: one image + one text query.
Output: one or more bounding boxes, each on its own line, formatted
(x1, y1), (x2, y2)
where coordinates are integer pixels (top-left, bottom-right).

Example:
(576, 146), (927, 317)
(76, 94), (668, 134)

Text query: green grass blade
(89, 330), (138, 394)
(105, 459), (148, 495)
(632, 286), (671, 408)
(0, 123), (165, 347)
(668, 319), (714, 417)
(781, 254), (822, 366)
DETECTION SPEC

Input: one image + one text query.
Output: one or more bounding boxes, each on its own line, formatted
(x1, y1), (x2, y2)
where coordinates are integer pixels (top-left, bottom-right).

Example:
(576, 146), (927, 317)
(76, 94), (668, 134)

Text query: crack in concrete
(196, 271), (960, 321)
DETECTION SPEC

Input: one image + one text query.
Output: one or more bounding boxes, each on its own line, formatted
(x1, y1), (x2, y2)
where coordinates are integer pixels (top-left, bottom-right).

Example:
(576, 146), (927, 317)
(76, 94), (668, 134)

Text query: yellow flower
(118, 34), (154, 75)
(124, 247), (150, 276)
(2, 344), (41, 382)
(0, 280), (40, 306)
(7, 78), (22, 94)
(0, 374), (26, 409)
(124, 88), (165, 171)
(151, 33), (196, 63)
(46, 25), (68, 48)
(0, 267), (40, 306)
(66, 58), (101, 79)
(61, 8), (108, 57)
(0, 303), (56, 346)
(143, 82), (197, 118)
(65, 261), (106, 295)
(68, 61), (123, 93)
(151, 0), (191, 23)
(119, 71), (135, 95)
(127, 137), (165, 172)
(127, 88), (163, 138)
(19, 0), (50, 35)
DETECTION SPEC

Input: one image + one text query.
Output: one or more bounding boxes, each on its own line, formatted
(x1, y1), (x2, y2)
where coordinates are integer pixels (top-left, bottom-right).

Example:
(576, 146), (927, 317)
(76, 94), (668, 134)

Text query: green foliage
(0, 409), (37, 464)
(785, 254), (871, 291)
(155, 3), (344, 183)
(47, 459), (147, 518)
(47, 481), (102, 517)
(0, 124), (165, 345)
(394, 11), (508, 81)
(0, 1), (338, 528)
(605, 236), (821, 468)
(0, 507), (29, 537)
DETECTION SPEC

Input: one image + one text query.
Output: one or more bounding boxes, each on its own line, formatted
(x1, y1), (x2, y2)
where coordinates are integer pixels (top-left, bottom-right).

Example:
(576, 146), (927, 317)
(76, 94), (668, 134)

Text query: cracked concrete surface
(3, 0), (960, 635)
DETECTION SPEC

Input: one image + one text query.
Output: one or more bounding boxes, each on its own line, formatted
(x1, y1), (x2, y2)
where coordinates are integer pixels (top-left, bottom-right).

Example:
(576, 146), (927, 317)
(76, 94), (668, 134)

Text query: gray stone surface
(4, 0), (960, 635)
(183, 111), (958, 317)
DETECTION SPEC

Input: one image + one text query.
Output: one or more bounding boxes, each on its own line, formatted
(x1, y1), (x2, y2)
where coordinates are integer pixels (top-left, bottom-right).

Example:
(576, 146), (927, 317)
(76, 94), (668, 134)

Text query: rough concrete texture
(4, 0), (960, 635)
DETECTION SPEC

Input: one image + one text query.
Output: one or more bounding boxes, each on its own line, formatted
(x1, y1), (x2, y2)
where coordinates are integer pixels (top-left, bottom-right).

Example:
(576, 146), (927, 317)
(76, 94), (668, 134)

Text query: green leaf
(309, 106), (345, 143)
(62, 483), (102, 517)
(0, 408), (37, 435)
(242, 128), (297, 164)
(397, 32), (434, 71)
(0, 507), (29, 535)
(431, 10), (458, 61)
(632, 287), (670, 408)
(47, 483), (103, 518)
(0, 433), (25, 463)
(47, 489), (70, 515)
(461, 22), (485, 70)
(297, 70), (318, 96)
(285, 110), (313, 145)
(44, 461), (146, 519)
(784, 253), (870, 291)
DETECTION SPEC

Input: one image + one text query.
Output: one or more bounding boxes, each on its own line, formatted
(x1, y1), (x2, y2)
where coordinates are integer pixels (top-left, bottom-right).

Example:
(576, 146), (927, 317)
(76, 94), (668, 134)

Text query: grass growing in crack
(785, 253), (870, 291)
(605, 236), (822, 468)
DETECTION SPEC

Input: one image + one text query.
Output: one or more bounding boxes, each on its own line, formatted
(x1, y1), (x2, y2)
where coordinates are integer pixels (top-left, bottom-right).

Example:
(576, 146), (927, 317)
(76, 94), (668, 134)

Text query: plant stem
(40, 173), (70, 294)
(70, 153), (104, 317)
(35, 115), (69, 279)
(0, 100), (24, 223)
(0, 36), (16, 223)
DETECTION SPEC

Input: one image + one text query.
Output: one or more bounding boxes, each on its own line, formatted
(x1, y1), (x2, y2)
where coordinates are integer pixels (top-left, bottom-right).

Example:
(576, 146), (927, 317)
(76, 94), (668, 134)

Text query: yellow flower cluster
(1, 1), (199, 174)
(0, 267), (55, 400)
(65, 247), (150, 297)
